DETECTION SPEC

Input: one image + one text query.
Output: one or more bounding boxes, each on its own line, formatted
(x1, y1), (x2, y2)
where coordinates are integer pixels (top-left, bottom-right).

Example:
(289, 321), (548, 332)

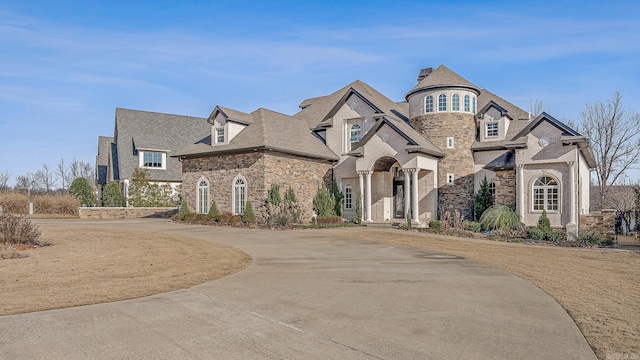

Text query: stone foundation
(78, 207), (178, 219)
(580, 209), (616, 235)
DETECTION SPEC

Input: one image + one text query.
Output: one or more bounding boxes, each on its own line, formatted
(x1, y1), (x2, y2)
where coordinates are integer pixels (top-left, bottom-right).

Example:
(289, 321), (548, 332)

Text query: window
(486, 122), (499, 137)
(197, 179), (208, 214)
(489, 182), (496, 204)
(533, 176), (559, 211)
(447, 137), (454, 149)
(447, 173), (454, 184)
(452, 94), (460, 111)
(143, 151), (163, 168)
(438, 94), (447, 112)
(344, 184), (352, 210)
(425, 95), (433, 113)
(233, 176), (246, 215)
(472, 96), (477, 113)
(350, 124), (362, 148)
(216, 128), (225, 144)
(464, 95), (470, 112)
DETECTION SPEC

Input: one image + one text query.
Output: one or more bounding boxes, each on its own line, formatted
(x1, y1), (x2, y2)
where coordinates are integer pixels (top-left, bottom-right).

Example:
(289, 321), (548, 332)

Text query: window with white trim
(486, 122), (498, 137)
(197, 179), (209, 214)
(452, 94), (460, 111)
(233, 176), (247, 215)
(447, 137), (454, 149)
(489, 182), (496, 204)
(472, 96), (477, 113)
(142, 151), (163, 168)
(425, 95), (434, 113)
(216, 128), (225, 144)
(344, 184), (352, 210)
(438, 94), (447, 112)
(447, 173), (454, 184)
(533, 176), (559, 211)
(350, 124), (362, 148)
(464, 95), (470, 112)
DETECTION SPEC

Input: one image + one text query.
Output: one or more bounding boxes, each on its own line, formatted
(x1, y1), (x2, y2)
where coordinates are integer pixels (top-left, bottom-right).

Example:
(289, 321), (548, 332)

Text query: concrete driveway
(0, 219), (596, 359)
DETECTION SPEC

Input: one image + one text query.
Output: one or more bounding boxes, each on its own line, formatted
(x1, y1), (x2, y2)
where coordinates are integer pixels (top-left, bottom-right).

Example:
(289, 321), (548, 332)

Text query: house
(95, 108), (211, 205)
(172, 65), (596, 232)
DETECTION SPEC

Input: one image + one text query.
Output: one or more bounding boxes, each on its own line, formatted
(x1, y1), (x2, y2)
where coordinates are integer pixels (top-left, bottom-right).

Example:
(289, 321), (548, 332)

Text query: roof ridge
(116, 107), (205, 120)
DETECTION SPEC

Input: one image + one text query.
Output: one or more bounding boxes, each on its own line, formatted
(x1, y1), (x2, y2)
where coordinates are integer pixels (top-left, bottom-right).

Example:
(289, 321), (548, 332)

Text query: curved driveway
(0, 219), (596, 359)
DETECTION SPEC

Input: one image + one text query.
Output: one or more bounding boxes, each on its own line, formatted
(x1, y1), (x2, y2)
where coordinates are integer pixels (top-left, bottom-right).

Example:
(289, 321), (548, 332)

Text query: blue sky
(1, 0), (639, 185)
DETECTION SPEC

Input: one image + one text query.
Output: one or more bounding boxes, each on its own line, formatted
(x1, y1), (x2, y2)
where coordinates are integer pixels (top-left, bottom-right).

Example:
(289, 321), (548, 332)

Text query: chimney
(417, 67), (434, 82)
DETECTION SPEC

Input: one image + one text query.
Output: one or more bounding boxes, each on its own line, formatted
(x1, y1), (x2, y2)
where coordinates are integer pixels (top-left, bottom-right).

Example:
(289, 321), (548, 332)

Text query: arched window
(350, 124), (362, 148)
(533, 176), (559, 211)
(344, 184), (352, 210)
(197, 179), (209, 214)
(488, 182), (496, 204)
(464, 95), (470, 112)
(233, 176), (247, 215)
(438, 94), (447, 112)
(452, 94), (460, 111)
(425, 95), (433, 113)
(472, 96), (477, 113)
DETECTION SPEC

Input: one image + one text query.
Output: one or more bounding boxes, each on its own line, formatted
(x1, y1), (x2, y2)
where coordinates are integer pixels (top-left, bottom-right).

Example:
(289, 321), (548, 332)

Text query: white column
(517, 164), (524, 220)
(433, 166), (438, 219)
(568, 161), (576, 225)
(358, 171), (365, 223)
(365, 170), (372, 222)
(404, 169), (411, 221)
(412, 169), (419, 224)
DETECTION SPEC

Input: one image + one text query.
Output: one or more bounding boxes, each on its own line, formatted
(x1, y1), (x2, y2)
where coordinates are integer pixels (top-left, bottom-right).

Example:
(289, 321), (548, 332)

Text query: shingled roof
(405, 65), (480, 98)
(95, 136), (113, 185)
(174, 107), (339, 161)
(113, 108), (210, 182)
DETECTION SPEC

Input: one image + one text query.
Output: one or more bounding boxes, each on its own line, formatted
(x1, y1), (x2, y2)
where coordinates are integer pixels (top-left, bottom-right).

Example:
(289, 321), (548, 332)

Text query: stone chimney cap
(417, 67), (434, 82)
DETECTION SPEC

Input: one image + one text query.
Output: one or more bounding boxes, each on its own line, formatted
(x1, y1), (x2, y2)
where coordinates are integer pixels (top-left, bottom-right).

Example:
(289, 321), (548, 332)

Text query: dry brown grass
(0, 225), (251, 316)
(0, 192), (79, 215)
(336, 228), (639, 360)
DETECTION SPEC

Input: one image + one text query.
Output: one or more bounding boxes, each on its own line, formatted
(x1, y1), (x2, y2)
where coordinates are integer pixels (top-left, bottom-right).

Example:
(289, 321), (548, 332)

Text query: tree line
(0, 159), (94, 194)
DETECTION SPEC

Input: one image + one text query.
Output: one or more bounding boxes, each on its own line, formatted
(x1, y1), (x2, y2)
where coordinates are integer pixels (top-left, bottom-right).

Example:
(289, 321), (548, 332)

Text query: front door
(393, 181), (405, 218)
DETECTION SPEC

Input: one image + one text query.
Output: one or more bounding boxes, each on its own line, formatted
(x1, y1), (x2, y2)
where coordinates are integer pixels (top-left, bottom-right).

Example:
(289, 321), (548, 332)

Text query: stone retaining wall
(580, 209), (616, 235)
(78, 207), (178, 219)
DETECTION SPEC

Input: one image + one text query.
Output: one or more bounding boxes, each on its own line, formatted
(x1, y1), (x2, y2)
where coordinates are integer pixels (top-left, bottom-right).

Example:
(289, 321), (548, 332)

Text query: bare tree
(69, 159), (94, 182)
(0, 170), (12, 192)
(580, 91), (640, 209)
(528, 98), (548, 117)
(56, 158), (71, 191)
(33, 164), (58, 193)
(14, 173), (36, 195)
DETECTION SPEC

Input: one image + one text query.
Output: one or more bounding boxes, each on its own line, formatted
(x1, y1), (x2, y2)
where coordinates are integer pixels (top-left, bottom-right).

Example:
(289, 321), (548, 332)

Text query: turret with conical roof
(406, 65), (480, 219)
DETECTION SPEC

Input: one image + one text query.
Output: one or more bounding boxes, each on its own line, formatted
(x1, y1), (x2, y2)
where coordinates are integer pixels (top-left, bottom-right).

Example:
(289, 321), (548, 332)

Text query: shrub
(571, 231), (613, 246)
(537, 209), (552, 233)
(429, 219), (442, 232)
(128, 168), (174, 207)
(230, 215), (242, 224)
(217, 213), (231, 223)
(266, 184), (281, 206)
(463, 221), (482, 232)
(317, 216), (343, 224)
(313, 186), (335, 219)
(69, 177), (94, 207)
(178, 200), (191, 220)
(355, 190), (362, 224)
(32, 194), (79, 215)
(208, 200), (220, 218)
(474, 176), (493, 221)
(527, 211), (563, 243)
(0, 213), (41, 245)
(242, 201), (256, 223)
(102, 182), (125, 207)
(329, 180), (344, 217)
(441, 210), (464, 230)
(479, 205), (522, 231)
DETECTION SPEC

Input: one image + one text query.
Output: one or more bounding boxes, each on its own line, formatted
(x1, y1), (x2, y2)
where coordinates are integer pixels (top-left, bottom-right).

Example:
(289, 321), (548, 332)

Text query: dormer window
(425, 95), (433, 113)
(350, 124), (362, 148)
(486, 122), (499, 137)
(438, 94), (447, 112)
(452, 94), (460, 111)
(139, 150), (166, 170)
(216, 128), (225, 144)
(464, 95), (470, 112)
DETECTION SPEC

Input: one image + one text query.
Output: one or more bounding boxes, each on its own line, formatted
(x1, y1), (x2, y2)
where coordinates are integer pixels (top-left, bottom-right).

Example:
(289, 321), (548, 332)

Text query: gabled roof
(95, 136), (113, 185)
(294, 80), (410, 129)
(114, 108), (210, 182)
(208, 106), (254, 125)
(476, 100), (514, 120)
(405, 65), (480, 98)
(174, 107), (339, 161)
(512, 112), (582, 139)
(349, 117), (445, 159)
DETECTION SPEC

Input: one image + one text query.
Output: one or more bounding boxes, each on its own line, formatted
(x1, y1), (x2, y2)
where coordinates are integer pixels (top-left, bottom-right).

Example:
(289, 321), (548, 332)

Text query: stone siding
(494, 169), (516, 208)
(411, 112), (476, 219)
(182, 151), (333, 223)
(78, 207), (178, 219)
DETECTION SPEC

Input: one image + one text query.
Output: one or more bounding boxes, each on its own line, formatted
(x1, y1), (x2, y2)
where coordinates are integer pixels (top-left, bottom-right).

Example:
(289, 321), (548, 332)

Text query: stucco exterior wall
(407, 88), (478, 119)
(324, 94), (377, 159)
